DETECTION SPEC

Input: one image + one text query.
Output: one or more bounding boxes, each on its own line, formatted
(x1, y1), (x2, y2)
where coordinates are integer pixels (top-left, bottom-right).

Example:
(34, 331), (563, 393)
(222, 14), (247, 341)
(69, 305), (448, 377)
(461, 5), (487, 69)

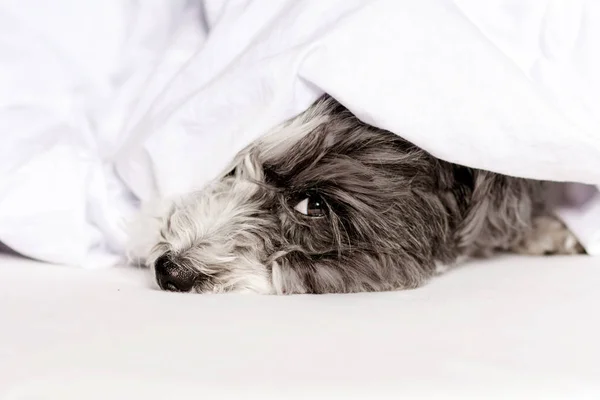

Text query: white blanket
(1, 0), (599, 266)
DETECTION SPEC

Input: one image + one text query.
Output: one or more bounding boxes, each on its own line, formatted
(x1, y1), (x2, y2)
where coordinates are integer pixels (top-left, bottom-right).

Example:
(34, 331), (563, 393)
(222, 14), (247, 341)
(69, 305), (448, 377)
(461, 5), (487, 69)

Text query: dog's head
(131, 96), (487, 294)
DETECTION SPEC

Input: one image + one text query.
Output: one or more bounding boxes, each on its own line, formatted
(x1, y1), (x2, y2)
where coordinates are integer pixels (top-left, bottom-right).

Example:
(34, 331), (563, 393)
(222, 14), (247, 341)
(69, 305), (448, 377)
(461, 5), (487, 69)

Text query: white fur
(128, 178), (274, 294)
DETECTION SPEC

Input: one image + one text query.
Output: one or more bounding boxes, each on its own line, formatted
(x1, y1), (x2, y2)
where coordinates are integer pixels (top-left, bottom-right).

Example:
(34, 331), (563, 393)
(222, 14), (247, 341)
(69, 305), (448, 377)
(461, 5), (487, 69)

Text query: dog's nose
(154, 254), (197, 292)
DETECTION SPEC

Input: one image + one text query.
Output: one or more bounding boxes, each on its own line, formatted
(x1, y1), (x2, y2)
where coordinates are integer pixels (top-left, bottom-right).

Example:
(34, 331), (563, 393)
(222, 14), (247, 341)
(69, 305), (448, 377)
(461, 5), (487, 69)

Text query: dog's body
(130, 95), (583, 294)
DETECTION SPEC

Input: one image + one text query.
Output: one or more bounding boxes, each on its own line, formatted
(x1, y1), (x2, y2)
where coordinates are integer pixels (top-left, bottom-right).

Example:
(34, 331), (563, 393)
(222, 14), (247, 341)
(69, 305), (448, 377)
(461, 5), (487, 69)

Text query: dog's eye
(294, 193), (326, 217)
(225, 167), (237, 177)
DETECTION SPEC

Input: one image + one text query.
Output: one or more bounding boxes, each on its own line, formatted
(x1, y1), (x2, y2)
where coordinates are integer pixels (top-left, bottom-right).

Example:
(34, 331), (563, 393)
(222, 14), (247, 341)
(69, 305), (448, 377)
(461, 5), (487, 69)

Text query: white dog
(129, 95), (583, 295)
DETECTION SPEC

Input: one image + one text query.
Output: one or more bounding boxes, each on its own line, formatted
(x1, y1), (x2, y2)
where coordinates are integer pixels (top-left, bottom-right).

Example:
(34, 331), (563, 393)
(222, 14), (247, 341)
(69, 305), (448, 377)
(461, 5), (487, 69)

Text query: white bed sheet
(0, 254), (598, 399)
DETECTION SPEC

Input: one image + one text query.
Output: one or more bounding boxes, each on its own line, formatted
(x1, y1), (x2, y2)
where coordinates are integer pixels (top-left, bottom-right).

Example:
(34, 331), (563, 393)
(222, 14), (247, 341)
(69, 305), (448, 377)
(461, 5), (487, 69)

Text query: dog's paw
(512, 215), (585, 255)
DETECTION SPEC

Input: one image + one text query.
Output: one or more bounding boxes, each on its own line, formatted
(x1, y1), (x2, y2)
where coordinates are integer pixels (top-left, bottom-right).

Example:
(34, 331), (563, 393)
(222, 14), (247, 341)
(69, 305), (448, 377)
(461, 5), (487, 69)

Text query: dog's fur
(129, 95), (583, 295)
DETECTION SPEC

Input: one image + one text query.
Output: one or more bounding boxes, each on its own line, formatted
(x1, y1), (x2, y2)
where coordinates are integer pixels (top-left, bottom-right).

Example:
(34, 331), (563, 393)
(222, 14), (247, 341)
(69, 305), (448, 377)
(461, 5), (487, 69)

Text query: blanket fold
(1, 0), (598, 265)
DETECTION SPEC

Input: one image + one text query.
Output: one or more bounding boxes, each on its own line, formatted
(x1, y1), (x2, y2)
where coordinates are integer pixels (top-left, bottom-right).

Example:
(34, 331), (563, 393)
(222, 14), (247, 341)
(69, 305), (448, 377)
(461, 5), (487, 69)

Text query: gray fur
(129, 95), (583, 295)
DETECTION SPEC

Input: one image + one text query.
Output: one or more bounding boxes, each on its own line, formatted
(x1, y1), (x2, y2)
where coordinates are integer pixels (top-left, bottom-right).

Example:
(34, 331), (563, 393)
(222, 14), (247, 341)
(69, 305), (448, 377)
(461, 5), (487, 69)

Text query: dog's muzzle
(154, 254), (200, 292)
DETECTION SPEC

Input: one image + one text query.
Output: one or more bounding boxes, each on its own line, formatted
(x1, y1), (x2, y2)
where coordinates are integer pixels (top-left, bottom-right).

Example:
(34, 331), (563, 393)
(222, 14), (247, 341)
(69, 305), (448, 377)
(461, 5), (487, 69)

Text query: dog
(129, 95), (584, 294)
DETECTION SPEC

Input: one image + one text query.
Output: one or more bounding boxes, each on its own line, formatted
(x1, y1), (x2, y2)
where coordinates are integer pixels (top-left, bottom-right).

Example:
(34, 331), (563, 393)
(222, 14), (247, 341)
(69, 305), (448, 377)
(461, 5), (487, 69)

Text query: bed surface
(0, 254), (598, 399)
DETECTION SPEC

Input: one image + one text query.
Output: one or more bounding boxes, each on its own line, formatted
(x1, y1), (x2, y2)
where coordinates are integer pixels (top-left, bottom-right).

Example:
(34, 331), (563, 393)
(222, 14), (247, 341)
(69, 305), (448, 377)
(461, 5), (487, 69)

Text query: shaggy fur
(129, 95), (583, 295)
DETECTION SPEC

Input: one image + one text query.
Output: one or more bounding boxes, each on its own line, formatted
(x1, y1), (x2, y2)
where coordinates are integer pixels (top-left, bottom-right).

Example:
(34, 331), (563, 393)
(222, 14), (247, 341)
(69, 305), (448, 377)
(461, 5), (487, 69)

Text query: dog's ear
(456, 170), (540, 256)
(271, 251), (429, 294)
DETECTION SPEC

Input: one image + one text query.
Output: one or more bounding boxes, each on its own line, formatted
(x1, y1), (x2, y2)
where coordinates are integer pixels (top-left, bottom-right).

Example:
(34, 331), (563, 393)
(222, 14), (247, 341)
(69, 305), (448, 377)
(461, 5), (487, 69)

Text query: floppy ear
(456, 170), (542, 256)
(271, 250), (429, 294)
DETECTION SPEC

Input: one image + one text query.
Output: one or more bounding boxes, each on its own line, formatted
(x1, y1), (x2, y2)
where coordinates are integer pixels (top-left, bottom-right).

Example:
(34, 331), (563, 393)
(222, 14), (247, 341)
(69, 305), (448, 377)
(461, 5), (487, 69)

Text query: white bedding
(1, 0), (599, 266)
(2, 3), (600, 398)
(0, 253), (599, 399)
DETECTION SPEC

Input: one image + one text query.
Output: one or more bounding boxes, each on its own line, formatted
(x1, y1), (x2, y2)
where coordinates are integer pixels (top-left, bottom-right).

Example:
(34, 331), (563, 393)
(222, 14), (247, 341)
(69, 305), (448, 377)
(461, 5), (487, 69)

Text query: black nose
(154, 254), (198, 292)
